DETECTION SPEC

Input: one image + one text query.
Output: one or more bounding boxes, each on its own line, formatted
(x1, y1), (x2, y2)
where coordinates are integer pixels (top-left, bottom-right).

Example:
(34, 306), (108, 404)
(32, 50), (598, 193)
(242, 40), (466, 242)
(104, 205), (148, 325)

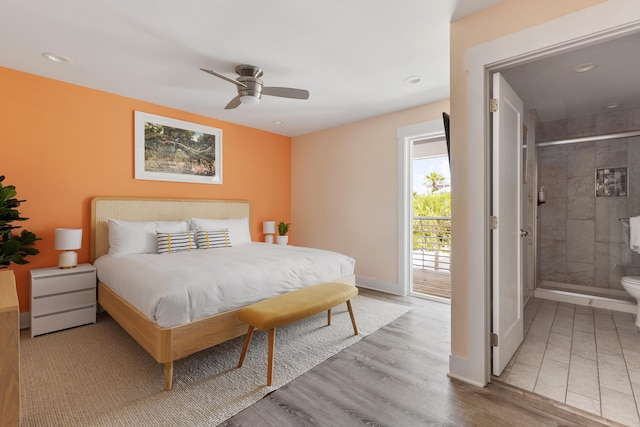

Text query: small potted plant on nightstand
(276, 221), (290, 245)
(0, 175), (40, 268)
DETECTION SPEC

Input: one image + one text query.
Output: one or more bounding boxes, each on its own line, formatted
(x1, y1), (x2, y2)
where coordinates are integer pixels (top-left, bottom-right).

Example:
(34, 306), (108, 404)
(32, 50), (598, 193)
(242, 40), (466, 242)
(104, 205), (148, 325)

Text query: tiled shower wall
(536, 108), (640, 143)
(537, 108), (640, 291)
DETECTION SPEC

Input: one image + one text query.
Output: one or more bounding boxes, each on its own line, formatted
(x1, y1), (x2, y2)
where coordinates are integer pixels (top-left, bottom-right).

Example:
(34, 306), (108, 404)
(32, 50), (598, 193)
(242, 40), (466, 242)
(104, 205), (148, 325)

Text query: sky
(413, 155), (451, 195)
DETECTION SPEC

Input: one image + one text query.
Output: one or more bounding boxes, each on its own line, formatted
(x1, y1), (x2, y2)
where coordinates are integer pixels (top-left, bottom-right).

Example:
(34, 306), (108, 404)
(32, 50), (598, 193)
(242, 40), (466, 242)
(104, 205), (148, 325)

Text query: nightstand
(30, 263), (97, 338)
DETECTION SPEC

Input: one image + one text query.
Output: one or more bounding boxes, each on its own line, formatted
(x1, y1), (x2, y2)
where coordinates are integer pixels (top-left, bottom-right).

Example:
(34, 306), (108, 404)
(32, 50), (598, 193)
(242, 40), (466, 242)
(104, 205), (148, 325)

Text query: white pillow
(189, 217), (251, 245)
(155, 221), (189, 233)
(107, 219), (189, 255)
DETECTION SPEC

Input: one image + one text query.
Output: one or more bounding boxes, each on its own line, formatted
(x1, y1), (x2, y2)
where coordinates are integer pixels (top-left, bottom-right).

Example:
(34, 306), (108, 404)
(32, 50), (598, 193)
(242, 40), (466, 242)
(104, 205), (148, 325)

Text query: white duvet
(94, 243), (355, 328)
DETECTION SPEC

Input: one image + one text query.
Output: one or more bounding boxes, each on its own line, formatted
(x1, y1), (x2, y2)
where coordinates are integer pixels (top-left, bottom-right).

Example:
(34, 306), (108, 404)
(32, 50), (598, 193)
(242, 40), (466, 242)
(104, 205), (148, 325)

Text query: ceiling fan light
(239, 95), (260, 106)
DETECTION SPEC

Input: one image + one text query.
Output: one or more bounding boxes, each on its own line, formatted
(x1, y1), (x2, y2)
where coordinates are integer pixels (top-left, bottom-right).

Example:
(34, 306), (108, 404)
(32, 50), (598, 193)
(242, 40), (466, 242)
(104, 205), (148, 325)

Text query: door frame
(397, 120), (446, 297)
(452, 0), (640, 386)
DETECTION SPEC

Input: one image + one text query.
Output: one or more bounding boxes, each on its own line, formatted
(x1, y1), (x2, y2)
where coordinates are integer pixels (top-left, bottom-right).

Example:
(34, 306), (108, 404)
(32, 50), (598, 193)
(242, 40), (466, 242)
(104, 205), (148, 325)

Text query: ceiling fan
(200, 64), (310, 110)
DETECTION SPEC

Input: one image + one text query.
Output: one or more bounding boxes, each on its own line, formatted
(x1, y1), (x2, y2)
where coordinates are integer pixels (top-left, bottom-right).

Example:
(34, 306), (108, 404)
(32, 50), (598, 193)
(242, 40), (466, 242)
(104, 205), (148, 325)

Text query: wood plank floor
(413, 268), (451, 299)
(221, 290), (620, 427)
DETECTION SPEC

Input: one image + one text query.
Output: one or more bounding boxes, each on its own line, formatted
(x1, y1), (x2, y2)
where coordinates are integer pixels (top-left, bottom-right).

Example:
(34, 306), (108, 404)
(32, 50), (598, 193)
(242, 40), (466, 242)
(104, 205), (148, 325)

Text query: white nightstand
(30, 263), (97, 338)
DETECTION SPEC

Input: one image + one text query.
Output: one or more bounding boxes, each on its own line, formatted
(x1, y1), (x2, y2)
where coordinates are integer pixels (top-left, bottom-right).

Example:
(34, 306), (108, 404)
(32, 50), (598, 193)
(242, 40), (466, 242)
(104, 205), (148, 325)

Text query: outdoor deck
(413, 268), (451, 299)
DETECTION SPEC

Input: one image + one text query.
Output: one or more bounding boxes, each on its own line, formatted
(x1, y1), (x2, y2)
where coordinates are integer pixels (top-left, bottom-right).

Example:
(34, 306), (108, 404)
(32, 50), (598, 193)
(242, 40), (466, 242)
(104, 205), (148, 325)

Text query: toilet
(621, 276), (640, 328)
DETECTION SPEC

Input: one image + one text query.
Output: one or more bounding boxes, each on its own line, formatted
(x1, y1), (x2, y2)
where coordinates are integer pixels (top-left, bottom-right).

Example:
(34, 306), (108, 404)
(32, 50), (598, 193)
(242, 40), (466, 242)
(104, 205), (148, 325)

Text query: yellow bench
(237, 282), (359, 385)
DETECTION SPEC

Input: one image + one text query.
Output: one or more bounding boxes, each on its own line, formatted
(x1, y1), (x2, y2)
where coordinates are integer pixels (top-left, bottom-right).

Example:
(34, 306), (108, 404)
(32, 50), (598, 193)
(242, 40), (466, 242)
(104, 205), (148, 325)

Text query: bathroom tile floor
(498, 297), (640, 426)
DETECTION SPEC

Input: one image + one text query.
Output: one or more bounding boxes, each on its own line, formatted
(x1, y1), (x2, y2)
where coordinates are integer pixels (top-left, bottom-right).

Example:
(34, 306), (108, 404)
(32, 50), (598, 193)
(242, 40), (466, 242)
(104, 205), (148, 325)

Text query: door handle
(520, 229), (528, 237)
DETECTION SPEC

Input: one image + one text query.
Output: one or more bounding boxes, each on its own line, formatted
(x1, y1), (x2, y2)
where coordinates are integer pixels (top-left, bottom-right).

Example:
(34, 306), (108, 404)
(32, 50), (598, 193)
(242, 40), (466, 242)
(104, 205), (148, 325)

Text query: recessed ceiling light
(573, 63), (597, 73)
(274, 121), (285, 125)
(42, 52), (72, 64)
(404, 75), (423, 85)
(605, 102), (621, 109)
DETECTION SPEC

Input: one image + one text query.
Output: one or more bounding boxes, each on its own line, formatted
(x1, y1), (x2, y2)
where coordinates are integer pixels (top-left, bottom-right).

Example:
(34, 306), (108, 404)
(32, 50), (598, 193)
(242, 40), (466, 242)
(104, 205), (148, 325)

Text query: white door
(492, 72), (524, 376)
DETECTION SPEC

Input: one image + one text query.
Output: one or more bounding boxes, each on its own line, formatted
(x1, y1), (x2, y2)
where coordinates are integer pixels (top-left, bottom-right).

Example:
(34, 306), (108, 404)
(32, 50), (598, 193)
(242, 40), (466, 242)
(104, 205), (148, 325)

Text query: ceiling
(501, 31), (640, 124)
(0, 0), (502, 137)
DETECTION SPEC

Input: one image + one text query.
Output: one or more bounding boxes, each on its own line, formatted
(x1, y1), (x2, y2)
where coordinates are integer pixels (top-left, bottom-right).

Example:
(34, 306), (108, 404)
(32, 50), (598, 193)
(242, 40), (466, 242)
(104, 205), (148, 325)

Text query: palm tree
(424, 172), (445, 194)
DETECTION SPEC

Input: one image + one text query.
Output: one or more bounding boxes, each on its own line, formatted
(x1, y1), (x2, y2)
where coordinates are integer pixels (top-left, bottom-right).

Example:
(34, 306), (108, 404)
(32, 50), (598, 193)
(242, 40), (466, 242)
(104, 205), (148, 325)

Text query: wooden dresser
(0, 270), (19, 426)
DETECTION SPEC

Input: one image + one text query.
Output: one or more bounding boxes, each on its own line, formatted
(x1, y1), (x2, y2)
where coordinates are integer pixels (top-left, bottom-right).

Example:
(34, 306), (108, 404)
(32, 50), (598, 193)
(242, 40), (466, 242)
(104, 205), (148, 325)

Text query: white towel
(630, 216), (640, 253)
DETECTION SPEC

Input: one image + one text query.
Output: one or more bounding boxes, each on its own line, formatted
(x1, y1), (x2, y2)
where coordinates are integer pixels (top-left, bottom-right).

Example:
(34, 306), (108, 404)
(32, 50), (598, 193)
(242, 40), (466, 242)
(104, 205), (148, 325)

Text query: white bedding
(94, 243), (355, 327)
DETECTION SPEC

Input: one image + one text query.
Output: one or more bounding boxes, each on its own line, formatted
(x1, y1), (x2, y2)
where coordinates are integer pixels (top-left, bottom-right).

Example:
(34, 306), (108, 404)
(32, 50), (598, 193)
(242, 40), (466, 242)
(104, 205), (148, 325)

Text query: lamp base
(265, 235), (274, 244)
(59, 251), (78, 269)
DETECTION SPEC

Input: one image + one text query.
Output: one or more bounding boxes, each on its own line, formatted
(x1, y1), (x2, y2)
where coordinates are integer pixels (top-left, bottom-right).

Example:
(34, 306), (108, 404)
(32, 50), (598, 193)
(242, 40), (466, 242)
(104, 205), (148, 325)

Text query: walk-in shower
(534, 127), (640, 313)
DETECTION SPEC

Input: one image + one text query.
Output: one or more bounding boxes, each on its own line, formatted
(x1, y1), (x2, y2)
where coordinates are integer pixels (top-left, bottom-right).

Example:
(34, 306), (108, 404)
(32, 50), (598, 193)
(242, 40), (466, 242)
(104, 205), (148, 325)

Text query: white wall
(292, 101), (449, 293)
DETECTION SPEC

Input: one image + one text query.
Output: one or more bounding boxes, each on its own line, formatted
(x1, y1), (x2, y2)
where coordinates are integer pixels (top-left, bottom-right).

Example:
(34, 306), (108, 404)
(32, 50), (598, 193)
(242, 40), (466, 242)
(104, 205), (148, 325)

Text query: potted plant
(0, 176), (40, 268)
(276, 221), (290, 245)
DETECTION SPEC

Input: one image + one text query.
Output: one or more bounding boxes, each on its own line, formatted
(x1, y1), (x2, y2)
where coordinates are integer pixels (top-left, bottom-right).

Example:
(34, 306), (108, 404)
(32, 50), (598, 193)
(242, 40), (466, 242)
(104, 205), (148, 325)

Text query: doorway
(452, 1), (640, 388)
(397, 120), (447, 298)
(489, 33), (640, 422)
(411, 137), (451, 299)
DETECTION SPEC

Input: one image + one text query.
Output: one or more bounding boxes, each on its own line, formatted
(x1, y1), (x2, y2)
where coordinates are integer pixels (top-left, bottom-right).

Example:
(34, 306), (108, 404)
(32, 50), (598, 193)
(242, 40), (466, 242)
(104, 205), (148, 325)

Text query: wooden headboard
(90, 197), (250, 262)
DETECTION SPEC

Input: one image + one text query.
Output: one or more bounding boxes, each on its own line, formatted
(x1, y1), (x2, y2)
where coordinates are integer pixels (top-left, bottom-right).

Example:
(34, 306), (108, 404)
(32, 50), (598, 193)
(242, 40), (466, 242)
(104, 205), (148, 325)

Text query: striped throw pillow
(157, 231), (196, 254)
(196, 229), (231, 249)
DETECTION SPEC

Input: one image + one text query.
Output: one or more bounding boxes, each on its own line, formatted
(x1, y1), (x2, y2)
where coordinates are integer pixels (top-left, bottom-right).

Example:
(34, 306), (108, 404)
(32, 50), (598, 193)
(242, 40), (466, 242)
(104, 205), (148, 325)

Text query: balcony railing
(413, 216), (451, 272)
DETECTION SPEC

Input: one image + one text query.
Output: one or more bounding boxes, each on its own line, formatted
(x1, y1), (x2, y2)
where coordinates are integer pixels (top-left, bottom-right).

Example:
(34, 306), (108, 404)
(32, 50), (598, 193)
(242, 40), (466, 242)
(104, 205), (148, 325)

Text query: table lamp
(54, 228), (83, 268)
(263, 221), (275, 244)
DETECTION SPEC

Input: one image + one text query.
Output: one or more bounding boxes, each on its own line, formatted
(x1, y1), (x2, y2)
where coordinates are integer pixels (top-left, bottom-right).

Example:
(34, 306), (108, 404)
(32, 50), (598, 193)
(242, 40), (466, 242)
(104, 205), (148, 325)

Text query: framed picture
(595, 167), (627, 197)
(134, 111), (222, 184)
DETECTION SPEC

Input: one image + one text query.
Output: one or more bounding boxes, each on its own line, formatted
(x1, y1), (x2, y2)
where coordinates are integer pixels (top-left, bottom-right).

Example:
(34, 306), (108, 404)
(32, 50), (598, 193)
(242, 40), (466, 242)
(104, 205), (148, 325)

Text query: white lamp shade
(263, 221), (276, 234)
(54, 228), (83, 250)
(240, 95), (260, 106)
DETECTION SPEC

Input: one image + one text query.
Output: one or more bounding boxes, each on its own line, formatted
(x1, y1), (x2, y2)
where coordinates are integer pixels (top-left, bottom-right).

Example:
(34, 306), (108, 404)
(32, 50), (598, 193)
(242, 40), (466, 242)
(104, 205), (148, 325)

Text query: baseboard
(356, 275), (404, 296)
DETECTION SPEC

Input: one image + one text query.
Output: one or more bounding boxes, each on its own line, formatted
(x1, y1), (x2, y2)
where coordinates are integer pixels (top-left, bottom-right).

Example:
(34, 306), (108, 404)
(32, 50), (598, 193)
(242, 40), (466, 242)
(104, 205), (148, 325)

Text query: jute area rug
(20, 294), (410, 426)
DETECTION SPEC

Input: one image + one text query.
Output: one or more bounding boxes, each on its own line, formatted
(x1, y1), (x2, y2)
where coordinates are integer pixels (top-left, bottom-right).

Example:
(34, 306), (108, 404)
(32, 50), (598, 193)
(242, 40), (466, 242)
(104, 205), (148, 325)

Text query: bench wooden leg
(267, 328), (276, 386)
(238, 325), (255, 368)
(346, 300), (358, 335)
(164, 362), (173, 391)
(327, 308), (331, 325)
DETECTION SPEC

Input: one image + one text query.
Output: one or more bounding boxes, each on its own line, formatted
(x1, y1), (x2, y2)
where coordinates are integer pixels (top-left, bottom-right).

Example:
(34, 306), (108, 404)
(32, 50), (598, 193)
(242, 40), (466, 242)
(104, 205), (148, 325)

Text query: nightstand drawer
(32, 288), (95, 316)
(31, 306), (96, 337)
(30, 264), (98, 338)
(31, 271), (95, 297)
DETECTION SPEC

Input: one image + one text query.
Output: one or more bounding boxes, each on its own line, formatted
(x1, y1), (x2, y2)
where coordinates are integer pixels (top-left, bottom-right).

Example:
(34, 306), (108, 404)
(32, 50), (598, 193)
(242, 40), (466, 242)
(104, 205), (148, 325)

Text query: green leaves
(412, 192), (451, 251)
(0, 230), (41, 267)
(423, 172), (446, 194)
(413, 192), (451, 218)
(278, 221), (291, 236)
(0, 175), (40, 268)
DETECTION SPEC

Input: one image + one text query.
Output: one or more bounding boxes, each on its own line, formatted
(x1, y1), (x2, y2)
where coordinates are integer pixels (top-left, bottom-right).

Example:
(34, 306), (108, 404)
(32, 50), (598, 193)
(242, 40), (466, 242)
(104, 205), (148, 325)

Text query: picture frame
(595, 167), (627, 197)
(134, 111), (222, 184)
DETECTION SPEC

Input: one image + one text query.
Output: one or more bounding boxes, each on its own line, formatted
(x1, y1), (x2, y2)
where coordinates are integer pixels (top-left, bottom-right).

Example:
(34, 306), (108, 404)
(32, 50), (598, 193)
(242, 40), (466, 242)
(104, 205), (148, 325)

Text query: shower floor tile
(498, 297), (640, 426)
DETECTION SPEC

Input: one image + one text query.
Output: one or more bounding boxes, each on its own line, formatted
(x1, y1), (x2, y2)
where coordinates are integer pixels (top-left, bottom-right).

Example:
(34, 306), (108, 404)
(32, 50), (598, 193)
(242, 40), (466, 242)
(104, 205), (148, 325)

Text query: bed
(90, 197), (355, 390)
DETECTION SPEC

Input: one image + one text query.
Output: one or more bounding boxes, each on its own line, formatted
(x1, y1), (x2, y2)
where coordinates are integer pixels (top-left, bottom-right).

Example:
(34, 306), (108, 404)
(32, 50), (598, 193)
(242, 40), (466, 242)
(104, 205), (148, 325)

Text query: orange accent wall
(0, 66), (291, 312)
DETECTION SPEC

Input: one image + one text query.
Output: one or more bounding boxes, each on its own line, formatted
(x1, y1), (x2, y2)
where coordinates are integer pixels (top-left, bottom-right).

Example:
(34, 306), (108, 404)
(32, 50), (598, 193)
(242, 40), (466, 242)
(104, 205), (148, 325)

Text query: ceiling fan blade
(262, 87), (309, 100)
(200, 68), (247, 88)
(225, 96), (241, 110)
